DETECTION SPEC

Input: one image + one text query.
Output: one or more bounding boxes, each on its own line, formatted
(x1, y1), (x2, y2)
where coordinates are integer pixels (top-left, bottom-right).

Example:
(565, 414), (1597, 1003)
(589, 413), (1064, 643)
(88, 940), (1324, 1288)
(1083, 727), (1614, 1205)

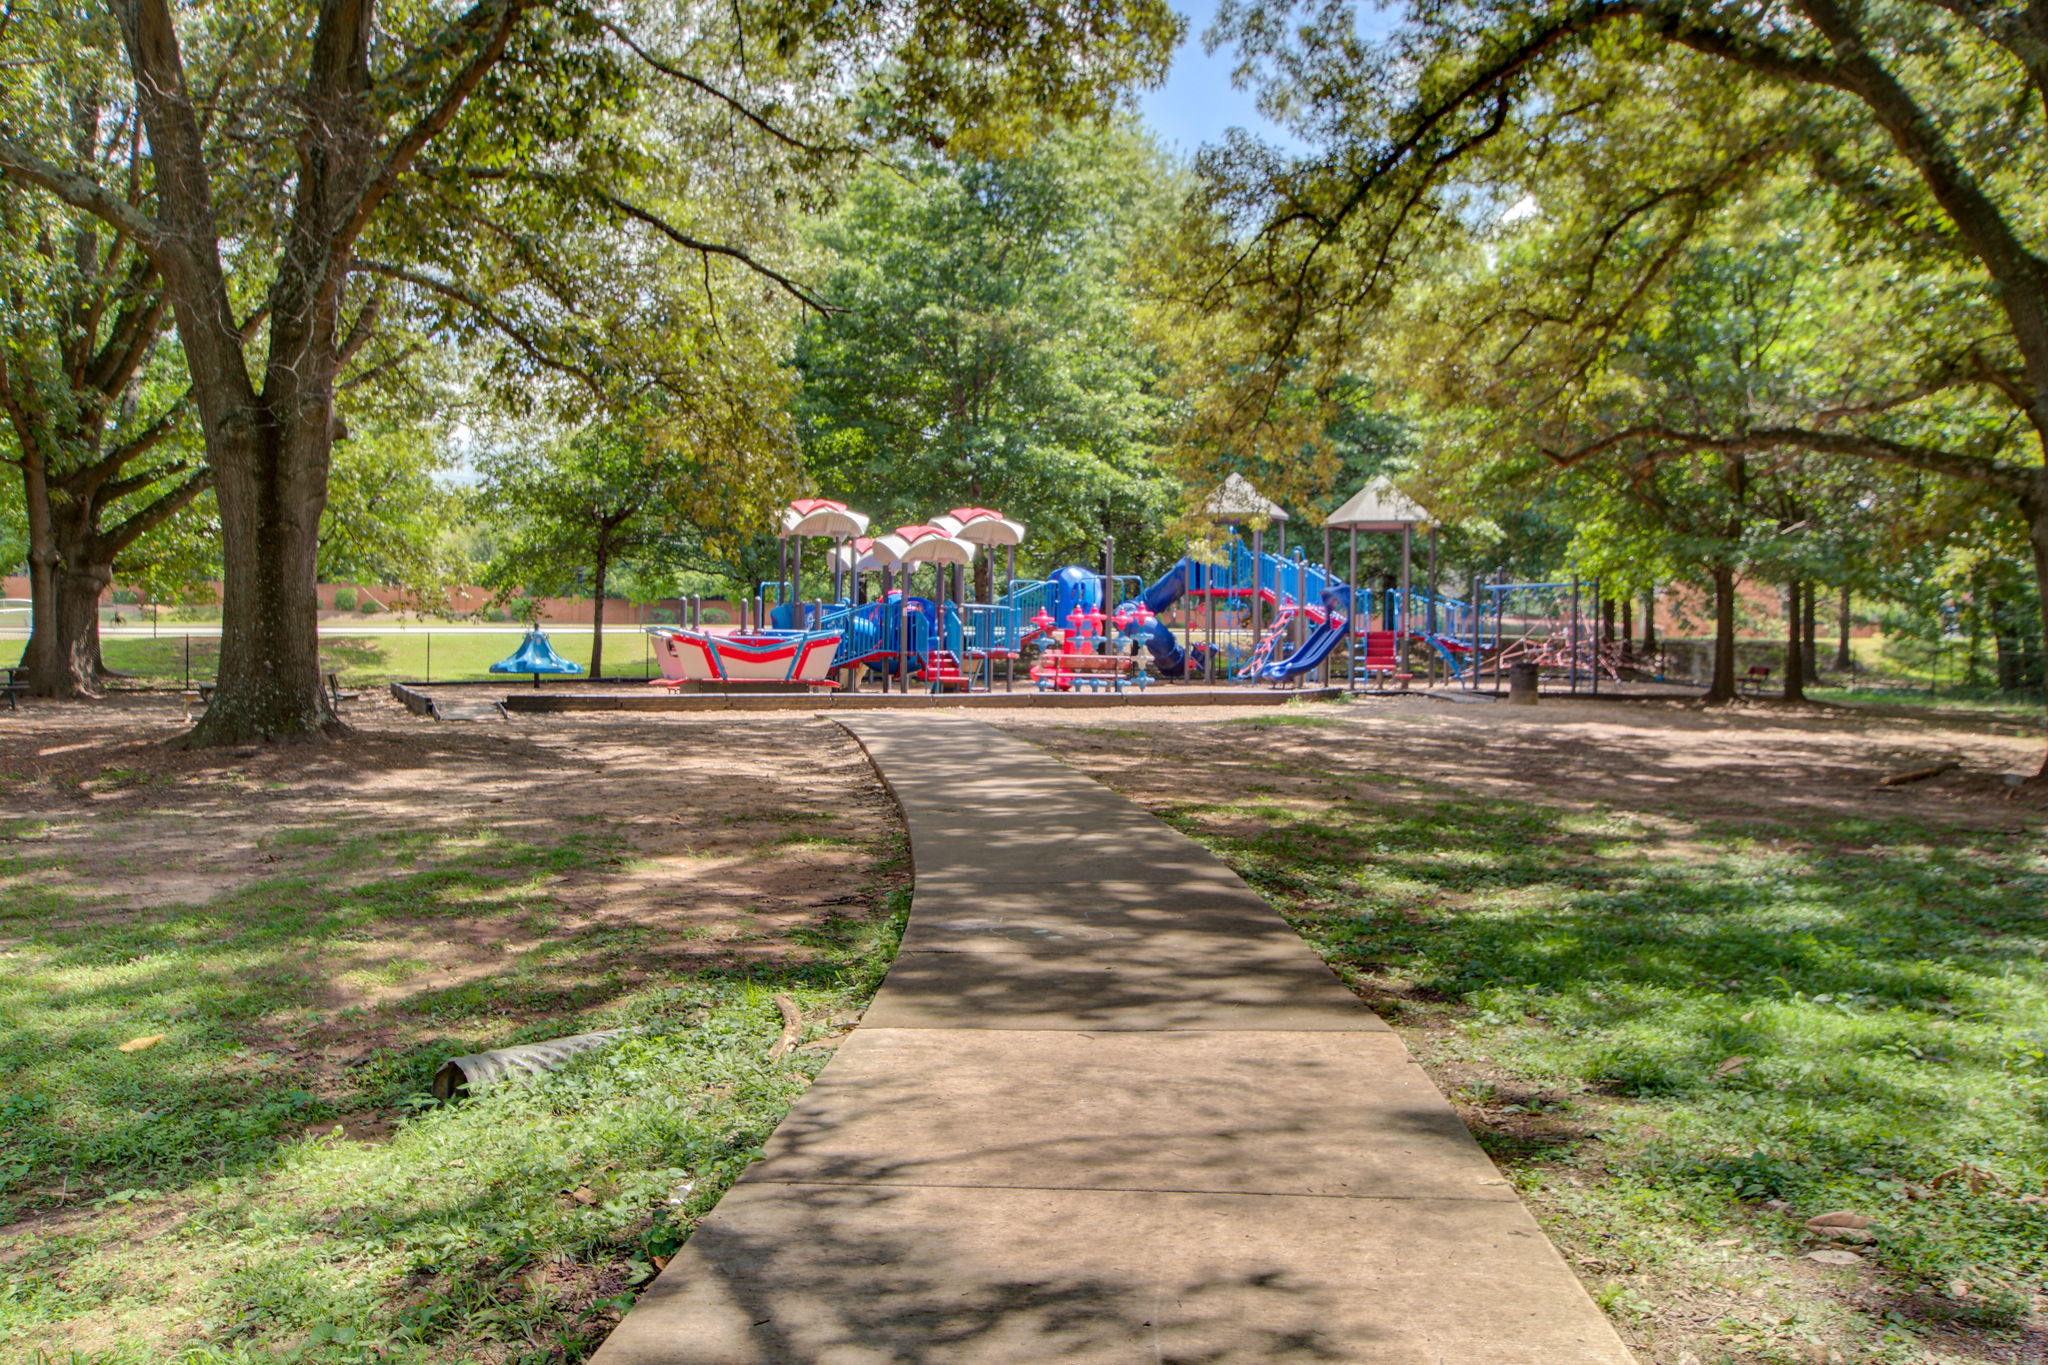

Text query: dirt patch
(991, 693), (2048, 833)
(0, 690), (907, 1222)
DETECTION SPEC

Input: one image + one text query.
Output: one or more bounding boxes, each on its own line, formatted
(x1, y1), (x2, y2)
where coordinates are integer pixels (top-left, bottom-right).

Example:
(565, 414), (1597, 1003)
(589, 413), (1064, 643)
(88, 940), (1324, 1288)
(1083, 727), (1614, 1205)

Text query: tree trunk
(17, 451), (68, 697)
(1601, 597), (1616, 642)
(183, 422), (337, 745)
(1782, 579), (1806, 702)
(590, 541), (610, 680)
(52, 559), (114, 698)
(1621, 597), (1634, 654)
(1803, 581), (1820, 684)
(1642, 587), (1658, 653)
(1835, 584), (1853, 671)
(2028, 496), (2048, 779)
(1705, 564), (1737, 703)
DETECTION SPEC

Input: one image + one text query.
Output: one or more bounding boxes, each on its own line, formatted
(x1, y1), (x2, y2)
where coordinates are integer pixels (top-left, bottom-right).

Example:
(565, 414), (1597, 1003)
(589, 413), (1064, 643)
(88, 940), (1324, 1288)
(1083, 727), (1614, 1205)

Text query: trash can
(1508, 661), (1540, 706)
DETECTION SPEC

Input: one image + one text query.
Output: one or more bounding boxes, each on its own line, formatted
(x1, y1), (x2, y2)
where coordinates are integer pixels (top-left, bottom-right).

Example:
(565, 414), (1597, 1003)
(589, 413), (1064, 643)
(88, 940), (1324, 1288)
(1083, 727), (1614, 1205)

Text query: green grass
(93, 629), (664, 688)
(1230, 713), (1344, 729)
(0, 822), (909, 1363)
(1810, 685), (2047, 723)
(1158, 792), (2048, 1350)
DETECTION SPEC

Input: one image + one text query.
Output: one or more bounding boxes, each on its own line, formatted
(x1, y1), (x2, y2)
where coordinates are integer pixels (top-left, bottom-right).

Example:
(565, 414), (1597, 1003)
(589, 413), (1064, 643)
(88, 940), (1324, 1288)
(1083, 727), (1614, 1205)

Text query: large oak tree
(0, 51), (207, 699)
(1, 0), (1177, 743)
(1164, 0), (2048, 773)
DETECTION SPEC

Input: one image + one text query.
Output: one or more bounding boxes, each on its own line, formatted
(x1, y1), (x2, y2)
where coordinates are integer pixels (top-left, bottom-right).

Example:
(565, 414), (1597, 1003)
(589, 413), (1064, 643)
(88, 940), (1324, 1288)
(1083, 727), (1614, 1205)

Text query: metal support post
(1104, 537), (1119, 693)
(1570, 576), (1581, 694)
(1349, 527), (1360, 691)
(1590, 576), (1601, 695)
(898, 585), (910, 694)
(1250, 524), (1264, 659)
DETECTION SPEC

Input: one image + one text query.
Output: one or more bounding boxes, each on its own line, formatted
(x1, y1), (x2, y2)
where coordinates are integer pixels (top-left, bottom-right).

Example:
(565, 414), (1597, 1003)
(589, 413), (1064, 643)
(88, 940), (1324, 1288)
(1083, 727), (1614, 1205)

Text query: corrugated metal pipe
(432, 1028), (636, 1101)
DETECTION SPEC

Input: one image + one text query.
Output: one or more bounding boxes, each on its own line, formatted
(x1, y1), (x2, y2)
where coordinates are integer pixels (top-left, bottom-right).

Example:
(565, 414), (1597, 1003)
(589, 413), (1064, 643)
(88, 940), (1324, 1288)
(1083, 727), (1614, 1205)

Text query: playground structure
(639, 480), (1661, 698)
(646, 626), (842, 686)
(489, 626), (584, 687)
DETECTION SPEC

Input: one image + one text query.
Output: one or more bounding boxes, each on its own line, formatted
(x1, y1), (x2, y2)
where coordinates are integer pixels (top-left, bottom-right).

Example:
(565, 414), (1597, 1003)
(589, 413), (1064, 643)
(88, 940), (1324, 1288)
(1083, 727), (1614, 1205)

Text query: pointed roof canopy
(780, 498), (870, 539)
(1324, 476), (1432, 531)
(934, 507), (1027, 547)
(831, 536), (902, 573)
(1203, 472), (1289, 523)
(878, 524), (976, 566)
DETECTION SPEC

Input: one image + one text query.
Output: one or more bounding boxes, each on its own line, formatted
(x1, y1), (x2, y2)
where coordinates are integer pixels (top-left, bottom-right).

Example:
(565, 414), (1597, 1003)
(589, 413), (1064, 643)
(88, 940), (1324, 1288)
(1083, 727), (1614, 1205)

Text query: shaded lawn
(1184, 795), (2045, 1346)
(1809, 686), (2046, 723)
(0, 720), (907, 1365)
(1017, 708), (2048, 1363)
(93, 629), (663, 689)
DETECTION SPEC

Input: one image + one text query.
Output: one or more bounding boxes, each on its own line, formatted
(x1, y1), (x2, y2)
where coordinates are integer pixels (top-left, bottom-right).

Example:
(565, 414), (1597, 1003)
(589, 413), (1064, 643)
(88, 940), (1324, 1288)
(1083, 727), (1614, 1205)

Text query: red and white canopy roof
(780, 498), (871, 539)
(878, 523), (977, 566)
(933, 506), (1026, 547)
(830, 536), (902, 573)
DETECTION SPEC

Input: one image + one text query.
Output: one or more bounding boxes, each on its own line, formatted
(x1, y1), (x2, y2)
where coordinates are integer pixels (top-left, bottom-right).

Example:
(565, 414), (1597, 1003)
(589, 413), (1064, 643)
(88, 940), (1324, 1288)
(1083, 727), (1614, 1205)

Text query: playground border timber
(390, 681), (1345, 714)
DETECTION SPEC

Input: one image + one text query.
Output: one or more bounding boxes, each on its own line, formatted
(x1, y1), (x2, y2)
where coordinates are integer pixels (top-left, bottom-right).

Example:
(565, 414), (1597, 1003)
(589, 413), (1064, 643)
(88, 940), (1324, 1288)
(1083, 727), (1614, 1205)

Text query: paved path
(591, 716), (1635, 1364)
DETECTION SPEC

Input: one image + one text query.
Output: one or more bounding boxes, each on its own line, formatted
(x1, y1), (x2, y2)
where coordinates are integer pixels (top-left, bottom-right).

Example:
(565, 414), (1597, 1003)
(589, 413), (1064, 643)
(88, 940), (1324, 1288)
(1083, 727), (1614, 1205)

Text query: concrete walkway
(591, 716), (1635, 1364)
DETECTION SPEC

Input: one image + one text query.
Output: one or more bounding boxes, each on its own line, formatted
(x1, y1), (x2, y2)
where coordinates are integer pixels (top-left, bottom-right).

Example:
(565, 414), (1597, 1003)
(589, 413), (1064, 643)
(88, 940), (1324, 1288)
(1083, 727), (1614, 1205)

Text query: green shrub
(332, 587), (357, 612)
(357, 595), (380, 614)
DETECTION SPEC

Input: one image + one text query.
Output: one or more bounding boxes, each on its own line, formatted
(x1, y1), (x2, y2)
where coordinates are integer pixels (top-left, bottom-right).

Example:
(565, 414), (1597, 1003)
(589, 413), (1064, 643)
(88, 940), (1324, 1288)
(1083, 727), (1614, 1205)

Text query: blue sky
(1138, 1), (1401, 156)
(1137, 0), (1298, 155)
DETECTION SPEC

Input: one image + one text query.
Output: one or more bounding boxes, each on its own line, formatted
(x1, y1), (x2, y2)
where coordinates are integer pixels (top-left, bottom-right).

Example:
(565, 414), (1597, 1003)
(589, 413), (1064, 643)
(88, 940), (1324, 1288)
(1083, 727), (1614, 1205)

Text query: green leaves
(793, 126), (1179, 569)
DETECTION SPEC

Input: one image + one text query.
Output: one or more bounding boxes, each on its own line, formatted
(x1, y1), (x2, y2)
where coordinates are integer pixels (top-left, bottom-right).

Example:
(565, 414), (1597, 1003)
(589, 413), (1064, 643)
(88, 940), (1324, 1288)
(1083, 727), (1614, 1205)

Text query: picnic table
(1029, 652), (1149, 693)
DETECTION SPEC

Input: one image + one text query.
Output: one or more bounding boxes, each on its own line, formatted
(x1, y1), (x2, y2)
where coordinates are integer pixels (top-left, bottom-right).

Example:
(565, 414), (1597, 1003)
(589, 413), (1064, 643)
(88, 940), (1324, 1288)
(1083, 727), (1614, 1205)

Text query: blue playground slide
(1120, 554), (1331, 679)
(1119, 558), (1206, 678)
(1257, 617), (1346, 680)
(1255, 587), (1352, 682)
(1045, 564), (1104, 632)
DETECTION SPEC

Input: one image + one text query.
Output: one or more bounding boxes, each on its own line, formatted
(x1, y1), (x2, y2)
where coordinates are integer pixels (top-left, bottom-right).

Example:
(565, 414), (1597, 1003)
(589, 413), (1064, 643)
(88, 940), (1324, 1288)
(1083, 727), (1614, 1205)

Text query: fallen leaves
(1805, 1249), (1863, 1266)
(1929, 1163), (1999, 1194)
(1713, 1056), (1749, 1077)
(117, 1034), (166, 1053)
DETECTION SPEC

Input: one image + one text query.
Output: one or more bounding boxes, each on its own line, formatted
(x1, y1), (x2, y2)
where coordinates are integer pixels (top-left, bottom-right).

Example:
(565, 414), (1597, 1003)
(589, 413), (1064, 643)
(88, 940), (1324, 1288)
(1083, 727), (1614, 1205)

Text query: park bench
(2, 666), (25, 711)
(1743, 665), (1773, 693)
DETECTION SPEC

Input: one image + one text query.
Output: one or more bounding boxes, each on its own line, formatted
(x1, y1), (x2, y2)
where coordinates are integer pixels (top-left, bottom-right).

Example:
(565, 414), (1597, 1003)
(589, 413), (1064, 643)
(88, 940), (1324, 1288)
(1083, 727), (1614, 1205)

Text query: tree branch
(0, 138), (163, 248)
(1543, 421), (2038, 497)
(348, 257), (606, 398)
(100, 463), (212, 552)
(596, 18), (859, 160)
(339, 0), (523, 260)
(587, 188), (836, 312)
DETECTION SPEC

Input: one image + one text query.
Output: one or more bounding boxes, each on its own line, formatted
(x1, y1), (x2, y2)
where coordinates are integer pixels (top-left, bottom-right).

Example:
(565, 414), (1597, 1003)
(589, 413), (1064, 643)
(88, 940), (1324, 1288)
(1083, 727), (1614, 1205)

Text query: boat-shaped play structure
(647, 627), (844, 686)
